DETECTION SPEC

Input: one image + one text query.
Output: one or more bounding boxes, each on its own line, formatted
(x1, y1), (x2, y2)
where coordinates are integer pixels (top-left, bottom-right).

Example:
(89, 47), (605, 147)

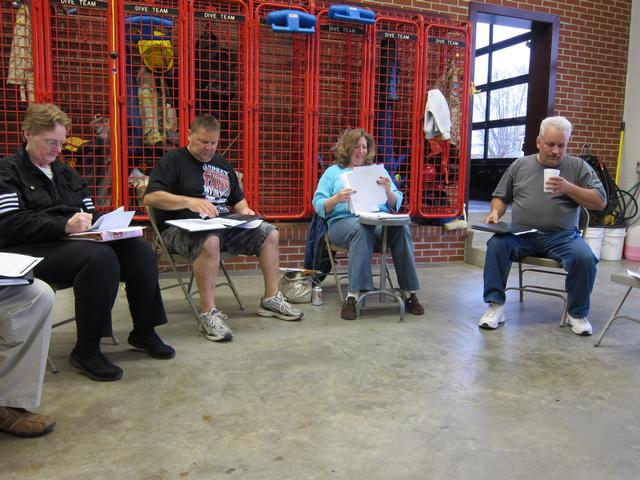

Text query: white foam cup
(543, 168), (560, 193)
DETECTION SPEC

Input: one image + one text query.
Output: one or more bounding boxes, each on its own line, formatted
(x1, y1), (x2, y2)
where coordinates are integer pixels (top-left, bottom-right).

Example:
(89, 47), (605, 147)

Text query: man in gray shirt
(479, 116), (606, 335)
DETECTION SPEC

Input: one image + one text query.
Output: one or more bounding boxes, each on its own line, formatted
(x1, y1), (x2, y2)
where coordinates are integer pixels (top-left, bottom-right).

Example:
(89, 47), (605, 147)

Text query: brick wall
(362, 0), (631, 172)
(148, 222), (467, 272)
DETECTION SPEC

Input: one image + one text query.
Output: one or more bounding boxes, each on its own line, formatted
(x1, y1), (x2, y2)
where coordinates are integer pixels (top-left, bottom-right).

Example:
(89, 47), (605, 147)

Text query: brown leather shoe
(341, 296), (358, 320)
(0, 407), (55, 438)
(405, 293), (425, 315)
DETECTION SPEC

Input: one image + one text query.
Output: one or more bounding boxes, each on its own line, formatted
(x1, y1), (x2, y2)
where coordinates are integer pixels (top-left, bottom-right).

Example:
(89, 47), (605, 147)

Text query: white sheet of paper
(357, 212), (409, 220)
(0, 252), (43, 277)
(342, 165), (388, 213)
(513, 228), (538, 236)
(235, 219), (263, 229)
(90, 206), (135, 231)
(211, 217), (246, 227)
(166, 218), (230, 232)
(627, 269), (640, 279)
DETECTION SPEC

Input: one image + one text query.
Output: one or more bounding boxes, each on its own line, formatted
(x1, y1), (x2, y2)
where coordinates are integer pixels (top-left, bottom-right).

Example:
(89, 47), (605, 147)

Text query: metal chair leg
(518, 262), (524, 302)
(325, 236), (344, 302)
(219, 260), (244, 310)
(595, 286), (633, 347)
(47, 355), (59, 374)
(559, 300), (569, 327)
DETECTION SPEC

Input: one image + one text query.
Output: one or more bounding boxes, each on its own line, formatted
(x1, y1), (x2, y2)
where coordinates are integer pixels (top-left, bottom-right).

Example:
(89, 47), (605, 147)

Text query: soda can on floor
(312, 286), (323, 306)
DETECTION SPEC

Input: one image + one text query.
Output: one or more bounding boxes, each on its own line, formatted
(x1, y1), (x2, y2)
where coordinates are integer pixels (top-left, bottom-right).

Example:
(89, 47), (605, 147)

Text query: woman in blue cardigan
(312, 128), (424, 320)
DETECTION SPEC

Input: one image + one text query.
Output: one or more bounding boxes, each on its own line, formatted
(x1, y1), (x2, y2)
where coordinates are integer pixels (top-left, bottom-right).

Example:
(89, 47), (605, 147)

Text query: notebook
(471, 223), (537, 235)
(0, 252), (43, 286)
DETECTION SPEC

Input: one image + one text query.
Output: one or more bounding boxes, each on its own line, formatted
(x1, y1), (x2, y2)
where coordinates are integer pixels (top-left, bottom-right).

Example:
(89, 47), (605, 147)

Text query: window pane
(488, 84), (528, 121)
(475, 22), (490, 49)
(491, 42), (530, 82)
(487, 125), (525, 158)
(471, 130), (485, 159)
(474, 54), (488, 86)
(493, 24), (530, 43)
(473, 91), (486, 123)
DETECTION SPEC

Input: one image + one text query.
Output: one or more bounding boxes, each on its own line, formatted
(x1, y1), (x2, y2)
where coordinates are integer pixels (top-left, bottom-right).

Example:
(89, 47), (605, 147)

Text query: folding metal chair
(47, 284), (119, 374)
(146, 206), (243, 322)
(594, 273), (640, 346)
(505, 207), (590, 327)
(323, 233), (394, 303)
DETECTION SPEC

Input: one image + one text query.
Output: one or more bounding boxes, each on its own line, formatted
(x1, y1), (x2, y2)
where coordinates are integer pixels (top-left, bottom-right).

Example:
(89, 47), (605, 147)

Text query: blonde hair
(22, 103), (71, 136)
(333, 128), (376, 167)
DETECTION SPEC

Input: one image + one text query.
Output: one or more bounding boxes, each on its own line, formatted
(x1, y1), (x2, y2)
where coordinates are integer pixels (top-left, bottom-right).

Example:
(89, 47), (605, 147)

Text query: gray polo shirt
(492, 154), (605, 231)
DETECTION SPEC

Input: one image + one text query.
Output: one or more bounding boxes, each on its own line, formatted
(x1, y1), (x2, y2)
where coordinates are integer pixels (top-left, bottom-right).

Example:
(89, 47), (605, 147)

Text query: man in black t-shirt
(144, 115), (303, 342)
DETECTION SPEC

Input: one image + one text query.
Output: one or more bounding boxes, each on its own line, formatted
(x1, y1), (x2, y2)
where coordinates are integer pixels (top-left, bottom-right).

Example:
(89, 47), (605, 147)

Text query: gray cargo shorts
(162, 221), (276, 262)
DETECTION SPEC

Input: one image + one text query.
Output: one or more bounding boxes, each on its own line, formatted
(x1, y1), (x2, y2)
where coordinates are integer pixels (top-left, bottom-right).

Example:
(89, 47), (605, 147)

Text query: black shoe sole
(199, 325), (233, 342)
(127, 338), (176, 359)
(69, 355), (123, 382)
(479, 323), (499, 330)
(573, 330), (592, 336)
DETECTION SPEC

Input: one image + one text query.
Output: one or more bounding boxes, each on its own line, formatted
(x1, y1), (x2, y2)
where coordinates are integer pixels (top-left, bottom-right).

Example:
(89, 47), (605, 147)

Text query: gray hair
(539, 116), (572, 138)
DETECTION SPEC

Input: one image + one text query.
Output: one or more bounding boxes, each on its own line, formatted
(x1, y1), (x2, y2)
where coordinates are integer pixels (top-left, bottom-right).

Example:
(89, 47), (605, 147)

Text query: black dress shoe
(128, 331), (175, 359)
(341, 296), (358, 320)
(405, 293), (425, 315)
(69, 350), (123, 382)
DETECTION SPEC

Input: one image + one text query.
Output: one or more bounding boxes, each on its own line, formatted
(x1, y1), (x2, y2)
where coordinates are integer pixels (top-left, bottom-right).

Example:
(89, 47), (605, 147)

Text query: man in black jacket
(0, 103), (174, 381)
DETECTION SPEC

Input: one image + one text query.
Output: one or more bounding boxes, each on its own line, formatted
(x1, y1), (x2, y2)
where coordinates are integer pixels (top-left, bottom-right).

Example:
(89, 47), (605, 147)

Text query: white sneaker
(567, 314), (592, 336)
(198, 309), (233, 342)
(479, 303), (505, 330)
(257, 291), (304, 321)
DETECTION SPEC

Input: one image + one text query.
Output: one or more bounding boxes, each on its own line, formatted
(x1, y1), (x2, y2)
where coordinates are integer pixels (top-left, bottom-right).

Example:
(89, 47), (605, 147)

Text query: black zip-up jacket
(0, 147), (96, 249)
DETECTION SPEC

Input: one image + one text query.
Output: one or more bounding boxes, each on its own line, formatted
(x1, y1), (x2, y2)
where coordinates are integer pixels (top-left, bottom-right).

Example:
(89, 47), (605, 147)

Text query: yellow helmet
(138, 31), (173, 72)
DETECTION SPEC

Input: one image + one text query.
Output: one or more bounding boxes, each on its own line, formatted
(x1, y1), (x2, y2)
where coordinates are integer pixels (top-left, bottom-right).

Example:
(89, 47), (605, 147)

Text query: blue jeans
(327, 216), (421, 292)
(483, 229), (598, 317)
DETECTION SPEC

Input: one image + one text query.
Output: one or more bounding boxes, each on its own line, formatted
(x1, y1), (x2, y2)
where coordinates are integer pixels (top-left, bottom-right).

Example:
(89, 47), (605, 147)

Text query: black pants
(7, 238), (167, 354)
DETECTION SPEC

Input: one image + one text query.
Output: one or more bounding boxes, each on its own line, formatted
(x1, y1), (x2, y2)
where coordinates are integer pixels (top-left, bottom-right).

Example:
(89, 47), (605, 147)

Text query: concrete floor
(2, 260), (640, 479)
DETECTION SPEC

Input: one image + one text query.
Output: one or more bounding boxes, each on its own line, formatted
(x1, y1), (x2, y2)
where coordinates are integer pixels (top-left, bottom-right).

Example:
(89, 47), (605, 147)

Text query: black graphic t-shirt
(146, 147), (243, 230)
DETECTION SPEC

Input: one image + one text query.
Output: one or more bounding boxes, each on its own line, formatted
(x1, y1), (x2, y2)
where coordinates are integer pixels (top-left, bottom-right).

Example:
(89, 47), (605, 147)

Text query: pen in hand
(65, 211), (93, 234)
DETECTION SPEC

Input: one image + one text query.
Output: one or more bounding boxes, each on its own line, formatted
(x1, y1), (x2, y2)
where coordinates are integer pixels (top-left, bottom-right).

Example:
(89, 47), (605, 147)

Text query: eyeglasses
(42, 139), (66, 148)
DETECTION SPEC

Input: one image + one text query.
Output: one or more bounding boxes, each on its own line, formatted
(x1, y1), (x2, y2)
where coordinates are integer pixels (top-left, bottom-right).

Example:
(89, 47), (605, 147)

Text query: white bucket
(584, 227), (604, 259)
(600, 227), (627, 261)
(624, 225), (640, 261)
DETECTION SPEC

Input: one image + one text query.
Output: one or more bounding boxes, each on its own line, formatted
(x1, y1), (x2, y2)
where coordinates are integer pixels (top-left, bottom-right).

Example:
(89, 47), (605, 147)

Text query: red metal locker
(371, 15), (422, 215)
(41, 0), (115, 210)
(251, 2), (314, 219)
(117, 0), (186, 215)
(414, 21), (470, 218)
(0, 1), (42, 157)
(188, 0), (250, 185)
(311, 5), (374, 189)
